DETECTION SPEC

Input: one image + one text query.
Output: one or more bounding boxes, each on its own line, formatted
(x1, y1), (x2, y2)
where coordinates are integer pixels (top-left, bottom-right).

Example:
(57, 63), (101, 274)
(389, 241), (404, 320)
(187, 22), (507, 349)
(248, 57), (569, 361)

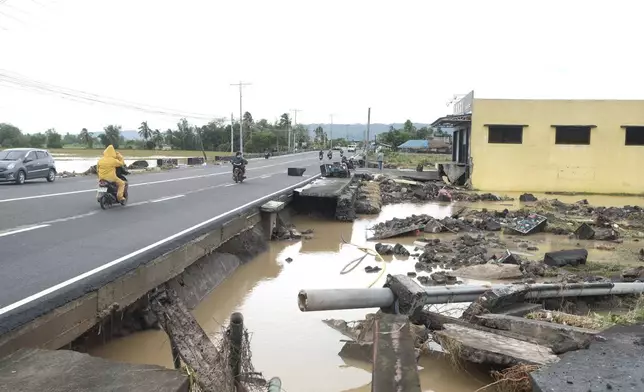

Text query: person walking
(377, 150), (384, 171)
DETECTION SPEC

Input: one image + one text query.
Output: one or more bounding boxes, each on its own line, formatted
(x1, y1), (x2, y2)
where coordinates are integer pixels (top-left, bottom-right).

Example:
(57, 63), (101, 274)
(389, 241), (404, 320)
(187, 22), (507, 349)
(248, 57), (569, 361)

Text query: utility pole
(290, 109), (301, 150)
(329, 114), (334, 150)
(230, 81), (251, 153)
(366, 107), (371, 158)
(230, 113), (234, 153)
(345, 124), (349, 141)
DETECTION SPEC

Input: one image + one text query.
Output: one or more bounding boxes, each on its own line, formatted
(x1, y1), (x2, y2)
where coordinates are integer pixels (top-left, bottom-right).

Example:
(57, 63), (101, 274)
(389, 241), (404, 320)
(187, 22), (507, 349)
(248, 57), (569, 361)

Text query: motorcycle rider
(231, 151), (248, 179)
(327, 149), (332, 160)
(319, 150), (324, 160)
(97, 145), (126, 202)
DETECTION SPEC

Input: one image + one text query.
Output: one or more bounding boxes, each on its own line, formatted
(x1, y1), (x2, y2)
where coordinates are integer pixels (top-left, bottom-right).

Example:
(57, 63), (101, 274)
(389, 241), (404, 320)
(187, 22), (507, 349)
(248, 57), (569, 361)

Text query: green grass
(526, 295), (644, 329)
(560, 261), (625, 278)
(383, 152), (450, 169)
(47, 148), (233, 159)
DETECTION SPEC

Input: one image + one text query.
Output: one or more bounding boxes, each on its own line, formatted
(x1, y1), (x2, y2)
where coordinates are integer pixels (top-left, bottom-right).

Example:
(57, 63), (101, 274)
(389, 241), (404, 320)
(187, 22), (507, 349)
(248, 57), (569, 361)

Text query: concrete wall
(0, 210), (263, 358)
(470, 99), (644, 194)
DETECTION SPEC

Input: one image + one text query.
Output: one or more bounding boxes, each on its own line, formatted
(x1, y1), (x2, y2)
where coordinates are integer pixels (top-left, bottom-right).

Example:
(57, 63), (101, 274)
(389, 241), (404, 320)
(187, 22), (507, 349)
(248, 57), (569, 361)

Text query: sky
(0, 0), (643, 134)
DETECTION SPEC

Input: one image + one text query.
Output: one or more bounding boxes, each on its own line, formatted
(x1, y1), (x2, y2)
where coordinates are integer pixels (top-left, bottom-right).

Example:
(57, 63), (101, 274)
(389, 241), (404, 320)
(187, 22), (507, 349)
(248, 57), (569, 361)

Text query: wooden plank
(371, 313), (421, 392)
(150, 288), (234, 392)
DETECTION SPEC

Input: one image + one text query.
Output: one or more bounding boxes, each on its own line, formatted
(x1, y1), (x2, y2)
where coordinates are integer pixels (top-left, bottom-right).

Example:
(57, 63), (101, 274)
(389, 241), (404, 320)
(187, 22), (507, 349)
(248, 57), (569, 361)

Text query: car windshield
(0, 150), (27, 161)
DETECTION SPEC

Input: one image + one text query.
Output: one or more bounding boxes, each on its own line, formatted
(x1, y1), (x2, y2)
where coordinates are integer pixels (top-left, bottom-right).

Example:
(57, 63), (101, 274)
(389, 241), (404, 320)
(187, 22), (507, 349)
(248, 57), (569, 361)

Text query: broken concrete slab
(475, 313), (598, 354)
(434, 323), (559, 367)
(338, 341), (373, 363)
(574, 222), (595, 240)
(461, 285), (530, 323)
(0, 348), (189, 392)
(531, 324), (644, 392)
(322, 315), (375, 343)
(287, 167), (306, 176)
(544, 249), (588, 267)
(450, 263), (523, 280)
(371, 313), (421, 392)
(369, 224), (424, 240)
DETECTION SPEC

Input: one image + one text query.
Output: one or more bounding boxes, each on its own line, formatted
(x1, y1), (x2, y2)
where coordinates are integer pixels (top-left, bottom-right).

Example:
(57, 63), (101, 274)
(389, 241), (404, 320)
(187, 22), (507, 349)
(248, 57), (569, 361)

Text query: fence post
(228, 312), (244, 381)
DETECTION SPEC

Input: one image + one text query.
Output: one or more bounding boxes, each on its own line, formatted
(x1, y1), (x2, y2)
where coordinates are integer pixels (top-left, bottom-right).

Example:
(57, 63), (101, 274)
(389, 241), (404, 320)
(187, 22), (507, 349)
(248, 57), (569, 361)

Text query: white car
(347, 145), (357, 152)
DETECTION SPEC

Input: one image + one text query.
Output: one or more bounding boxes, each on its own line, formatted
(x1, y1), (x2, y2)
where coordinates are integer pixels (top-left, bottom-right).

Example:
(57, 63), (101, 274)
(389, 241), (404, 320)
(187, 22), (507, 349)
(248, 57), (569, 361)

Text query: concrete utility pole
(329, 114), (334, 149)
(290, 109), (301, 151)
(230, 112), (234, 153)
(230, 81), (251, 153)
(345, 124), (349, 141)
(366, 107), (371, 157)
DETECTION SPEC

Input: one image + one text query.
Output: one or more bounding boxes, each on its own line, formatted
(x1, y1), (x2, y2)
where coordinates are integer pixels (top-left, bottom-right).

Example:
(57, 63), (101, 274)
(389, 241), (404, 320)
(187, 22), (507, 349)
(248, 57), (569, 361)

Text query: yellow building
(433, 97), (644, 194)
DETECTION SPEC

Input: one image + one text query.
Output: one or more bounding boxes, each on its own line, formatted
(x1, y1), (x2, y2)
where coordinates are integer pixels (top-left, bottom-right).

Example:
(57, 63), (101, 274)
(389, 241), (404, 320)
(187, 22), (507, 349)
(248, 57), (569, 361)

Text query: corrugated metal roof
(398, 140), (429, 149)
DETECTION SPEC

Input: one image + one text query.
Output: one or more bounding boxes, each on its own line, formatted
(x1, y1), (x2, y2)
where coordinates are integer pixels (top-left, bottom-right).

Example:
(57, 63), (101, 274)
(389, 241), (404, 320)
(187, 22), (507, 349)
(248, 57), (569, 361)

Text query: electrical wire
(340, 234), (386, 288)
(0, 70), (224, 121)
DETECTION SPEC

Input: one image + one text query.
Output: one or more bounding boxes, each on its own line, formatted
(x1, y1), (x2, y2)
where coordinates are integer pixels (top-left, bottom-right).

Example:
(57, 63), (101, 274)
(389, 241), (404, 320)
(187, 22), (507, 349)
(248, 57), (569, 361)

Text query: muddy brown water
(89, 197), (644, 391)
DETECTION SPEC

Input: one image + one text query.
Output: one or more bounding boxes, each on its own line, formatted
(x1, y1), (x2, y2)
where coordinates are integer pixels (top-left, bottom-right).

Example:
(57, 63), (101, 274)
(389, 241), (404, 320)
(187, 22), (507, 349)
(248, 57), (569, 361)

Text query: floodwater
(89, 203), (492, 392)
(88, 196), (644, 391)
(53, 158), (158, 173)
(51, 153), (193, 173)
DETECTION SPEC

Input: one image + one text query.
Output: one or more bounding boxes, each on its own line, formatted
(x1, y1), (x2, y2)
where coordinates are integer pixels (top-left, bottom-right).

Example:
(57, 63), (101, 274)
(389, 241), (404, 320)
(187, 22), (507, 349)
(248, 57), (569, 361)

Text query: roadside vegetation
(47, 148), (234, 158)
(384, 152), (450, 169)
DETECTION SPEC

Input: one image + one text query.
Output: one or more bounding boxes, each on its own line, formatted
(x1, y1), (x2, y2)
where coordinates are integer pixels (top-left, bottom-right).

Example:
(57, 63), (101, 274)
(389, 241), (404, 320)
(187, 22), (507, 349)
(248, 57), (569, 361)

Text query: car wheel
(15, 170), (26, 185)
(46, 169), (56, 182)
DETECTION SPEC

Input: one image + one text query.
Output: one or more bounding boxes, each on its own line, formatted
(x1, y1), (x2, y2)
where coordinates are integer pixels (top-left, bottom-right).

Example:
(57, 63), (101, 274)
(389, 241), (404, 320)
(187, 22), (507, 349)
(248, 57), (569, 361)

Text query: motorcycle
(319, 152), (324, 161)
(97, 167), (129, 210)
(232, 164), (245, 183)
(265, 151), (270, 159)
(327, 151), (332, 160)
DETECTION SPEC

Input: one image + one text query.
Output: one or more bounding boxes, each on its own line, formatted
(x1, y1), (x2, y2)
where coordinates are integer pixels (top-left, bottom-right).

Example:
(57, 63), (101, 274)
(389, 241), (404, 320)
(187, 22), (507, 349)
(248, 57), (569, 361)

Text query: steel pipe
(298, 288), (395, 311)
(298, 282), (644, 312)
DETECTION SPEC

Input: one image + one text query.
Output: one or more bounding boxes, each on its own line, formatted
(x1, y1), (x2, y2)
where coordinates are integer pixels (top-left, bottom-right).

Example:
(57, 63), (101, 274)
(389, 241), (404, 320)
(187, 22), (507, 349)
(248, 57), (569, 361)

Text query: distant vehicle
(0, 148), (57, 185)
(347, 144), (357, 153)
(332, 146), (342, 151)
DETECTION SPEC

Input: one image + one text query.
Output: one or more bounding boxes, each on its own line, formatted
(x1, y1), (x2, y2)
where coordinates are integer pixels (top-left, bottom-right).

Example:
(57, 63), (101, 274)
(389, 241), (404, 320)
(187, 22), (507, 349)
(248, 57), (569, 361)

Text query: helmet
(236, 151), (242, 157)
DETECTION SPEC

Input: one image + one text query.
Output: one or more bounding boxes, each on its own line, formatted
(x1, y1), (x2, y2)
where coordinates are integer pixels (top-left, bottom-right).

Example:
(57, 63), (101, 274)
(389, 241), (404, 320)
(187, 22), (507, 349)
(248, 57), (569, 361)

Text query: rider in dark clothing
(231, 151), (248, 178)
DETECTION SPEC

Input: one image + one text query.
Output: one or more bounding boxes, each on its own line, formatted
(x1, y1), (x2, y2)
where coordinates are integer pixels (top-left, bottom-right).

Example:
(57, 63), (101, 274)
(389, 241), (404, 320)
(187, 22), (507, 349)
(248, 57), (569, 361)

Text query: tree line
(0, 115), (444, 152)
(376, 120), (449, 148)
(0, 112), (312, 153)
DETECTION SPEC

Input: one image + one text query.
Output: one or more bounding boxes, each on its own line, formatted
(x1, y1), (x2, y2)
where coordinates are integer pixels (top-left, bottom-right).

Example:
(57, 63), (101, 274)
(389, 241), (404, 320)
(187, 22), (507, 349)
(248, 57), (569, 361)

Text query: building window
(625, 126), (644, 146)
(555, 126), (591, 145)
(487, 125), (523, 144)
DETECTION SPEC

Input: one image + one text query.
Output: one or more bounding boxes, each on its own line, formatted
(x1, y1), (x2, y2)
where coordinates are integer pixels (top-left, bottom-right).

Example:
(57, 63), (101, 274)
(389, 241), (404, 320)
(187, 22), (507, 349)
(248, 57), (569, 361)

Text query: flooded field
(89, 196), (644, 391)
(53, 157), (158, 173)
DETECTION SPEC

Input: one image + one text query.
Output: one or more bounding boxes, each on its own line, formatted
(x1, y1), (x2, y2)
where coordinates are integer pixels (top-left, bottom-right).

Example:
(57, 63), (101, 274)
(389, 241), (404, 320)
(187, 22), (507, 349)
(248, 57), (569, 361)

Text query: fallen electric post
(298, 279), (644, 312)
(299, 275), (644, 392)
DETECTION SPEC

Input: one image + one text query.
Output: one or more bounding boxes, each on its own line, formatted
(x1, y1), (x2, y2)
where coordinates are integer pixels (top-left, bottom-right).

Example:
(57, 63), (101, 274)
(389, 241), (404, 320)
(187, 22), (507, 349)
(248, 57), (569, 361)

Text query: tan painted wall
(470, 99), (644, 194)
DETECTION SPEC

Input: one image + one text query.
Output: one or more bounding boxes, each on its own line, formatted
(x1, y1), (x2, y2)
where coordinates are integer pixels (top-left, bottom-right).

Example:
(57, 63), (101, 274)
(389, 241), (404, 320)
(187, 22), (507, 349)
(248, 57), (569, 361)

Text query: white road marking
(0, 224), (50, 238)
(0, 156), (315, 204)
(0, 174), (321, 316)
(151, 195), (185, 203)
(224, 183), (236, 187)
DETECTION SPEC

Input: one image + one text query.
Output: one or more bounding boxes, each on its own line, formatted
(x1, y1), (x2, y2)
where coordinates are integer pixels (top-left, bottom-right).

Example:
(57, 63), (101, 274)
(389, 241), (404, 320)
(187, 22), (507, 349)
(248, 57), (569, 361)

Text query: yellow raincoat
(97, 145), (126, 201)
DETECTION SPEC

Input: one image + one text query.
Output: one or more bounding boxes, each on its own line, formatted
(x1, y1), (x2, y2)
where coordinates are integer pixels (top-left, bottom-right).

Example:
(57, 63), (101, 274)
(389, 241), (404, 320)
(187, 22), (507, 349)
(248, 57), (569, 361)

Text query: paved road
(0, 152), (321, 317)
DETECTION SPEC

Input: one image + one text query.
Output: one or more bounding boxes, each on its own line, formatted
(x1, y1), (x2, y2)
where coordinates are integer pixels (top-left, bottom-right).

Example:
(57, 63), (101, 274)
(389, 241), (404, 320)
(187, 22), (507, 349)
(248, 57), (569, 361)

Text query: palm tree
(152, 129), (163, 149)
(138, 121), (152, 141)
(79, 128), (93, 148)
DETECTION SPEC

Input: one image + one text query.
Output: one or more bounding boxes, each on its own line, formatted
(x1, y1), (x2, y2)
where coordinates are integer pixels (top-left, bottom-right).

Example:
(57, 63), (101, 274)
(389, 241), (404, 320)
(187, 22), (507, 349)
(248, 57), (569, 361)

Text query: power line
(0, 69), (224, 121)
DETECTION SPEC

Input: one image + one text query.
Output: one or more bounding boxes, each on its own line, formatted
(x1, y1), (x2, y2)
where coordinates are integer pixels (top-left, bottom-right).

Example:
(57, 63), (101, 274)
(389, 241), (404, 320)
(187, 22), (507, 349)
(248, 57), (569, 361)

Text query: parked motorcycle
(233, 164), (245, 183)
